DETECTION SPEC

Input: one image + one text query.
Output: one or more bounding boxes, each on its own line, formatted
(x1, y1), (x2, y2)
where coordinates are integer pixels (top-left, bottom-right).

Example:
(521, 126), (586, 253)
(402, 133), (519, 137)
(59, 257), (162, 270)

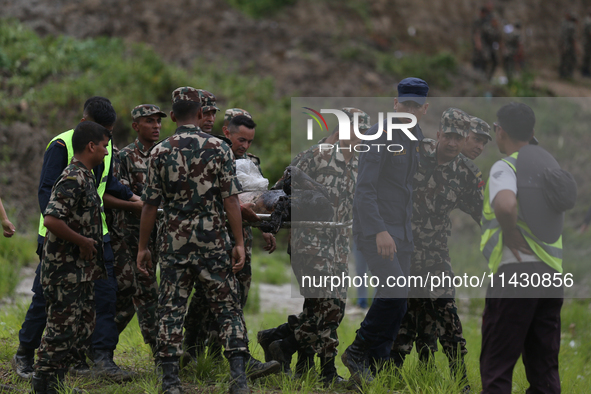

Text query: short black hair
(83, 96), (111, 110)
(72, 121), (111, 154)
(84, 98), (117, 127)
(496, 102), (535, 142)
(172, 100), (202, 122)
(228, 115), (256, 132)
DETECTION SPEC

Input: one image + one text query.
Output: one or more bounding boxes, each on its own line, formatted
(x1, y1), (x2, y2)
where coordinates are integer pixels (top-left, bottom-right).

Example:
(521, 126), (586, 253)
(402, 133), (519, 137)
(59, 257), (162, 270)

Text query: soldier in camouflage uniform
(32, 122), (110, 393)
(462, 116), (492, 160)
(182, 109), (280, 379)
(559, 12), (578, 79)
(110, 104), (167, 356)
(136, 87), (249, 394)
(262, 108), (371, 387)
(582, 9), (591, 77)
(390, 108), (486, 392)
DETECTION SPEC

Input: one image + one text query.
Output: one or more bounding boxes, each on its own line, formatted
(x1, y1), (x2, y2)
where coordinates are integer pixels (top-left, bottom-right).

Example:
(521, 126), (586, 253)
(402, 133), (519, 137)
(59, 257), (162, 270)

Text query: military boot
(257, 314), (298, 362)
(268, 334), (298, 375)
(293, 349), (315, 379)
(180, 328), (205, 368)
(244, 352), (280, 380)
(319, 355), (346, 388)
(92, 349), (134, 382)
(11, 344), (34, 380)
(228, 354), (249, 394)
(341, 332), (373, 385)
(31, 370), (80, 394)
(161, 357), (182, 394)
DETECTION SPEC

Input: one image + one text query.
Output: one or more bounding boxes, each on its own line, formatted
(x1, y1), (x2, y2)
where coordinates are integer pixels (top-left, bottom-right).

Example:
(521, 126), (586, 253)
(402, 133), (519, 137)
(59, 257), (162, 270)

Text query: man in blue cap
(341, 77), (429, 385)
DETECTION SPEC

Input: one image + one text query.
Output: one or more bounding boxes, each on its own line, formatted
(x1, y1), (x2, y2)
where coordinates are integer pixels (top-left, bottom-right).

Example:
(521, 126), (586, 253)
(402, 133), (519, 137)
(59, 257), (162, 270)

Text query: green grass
(0, 232), (36, 299)
(0, 18), (291, 184)
(1, 298), (590, 393)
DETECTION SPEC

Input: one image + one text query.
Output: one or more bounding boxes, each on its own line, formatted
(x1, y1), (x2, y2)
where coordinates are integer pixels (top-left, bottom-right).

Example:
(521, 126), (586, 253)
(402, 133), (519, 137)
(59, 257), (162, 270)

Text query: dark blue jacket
(352, 119), (424, 243)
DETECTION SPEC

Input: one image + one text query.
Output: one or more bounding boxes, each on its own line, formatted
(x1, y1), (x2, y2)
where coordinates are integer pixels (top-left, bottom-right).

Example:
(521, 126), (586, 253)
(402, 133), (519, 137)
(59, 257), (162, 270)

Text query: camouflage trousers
(111, 232), (159, 348)
(392, 247), (466, 360)
(158, 252), (247, 359)
(183, 248), (252, 346)
(292, 253), (348, 358)
(35, 281), (95, 372)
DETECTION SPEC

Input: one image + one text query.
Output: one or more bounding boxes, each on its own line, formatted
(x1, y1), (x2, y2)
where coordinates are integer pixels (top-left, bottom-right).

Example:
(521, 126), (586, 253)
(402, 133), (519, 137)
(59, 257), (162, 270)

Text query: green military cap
(130, 104), (167, 120)
(440, 108), (471, 138)
(342, 107), (371, 131)
(171, 86), (202, 104)
(468, 115), (492, 141)
(197, 89), (220, 112)
(224, 108), (252, 123)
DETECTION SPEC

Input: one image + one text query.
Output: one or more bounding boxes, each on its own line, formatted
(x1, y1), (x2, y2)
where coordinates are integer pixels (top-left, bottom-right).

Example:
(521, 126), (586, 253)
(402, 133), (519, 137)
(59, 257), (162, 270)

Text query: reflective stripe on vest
(480, 152), (563, 274)
(38, 129), (112, 237)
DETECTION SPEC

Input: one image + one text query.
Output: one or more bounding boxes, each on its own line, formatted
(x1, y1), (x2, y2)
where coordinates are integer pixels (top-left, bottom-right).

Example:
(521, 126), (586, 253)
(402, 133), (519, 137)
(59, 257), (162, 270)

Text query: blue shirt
(352, 119), (424, 244)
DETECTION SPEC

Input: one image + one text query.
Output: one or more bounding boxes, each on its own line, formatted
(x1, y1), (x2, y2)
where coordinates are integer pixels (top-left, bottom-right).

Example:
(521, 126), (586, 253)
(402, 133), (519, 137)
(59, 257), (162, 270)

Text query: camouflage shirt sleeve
(143, 153), (163, 207)
(218, 142), (242, 199)
(457, 162), (484, 225)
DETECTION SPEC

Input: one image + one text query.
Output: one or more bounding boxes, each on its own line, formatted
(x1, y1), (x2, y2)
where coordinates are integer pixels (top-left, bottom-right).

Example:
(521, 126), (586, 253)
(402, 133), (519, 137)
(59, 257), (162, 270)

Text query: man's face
(394, 99), (429, 124)
(132, 115), (162, 145)
(91, 134), (110, 167)
(199, 109), (217, 133)
(462, 131), (489, 160)
(340, 123), (363, 149)
(224, 125), (255, 157)
(437, 131), (466, 163)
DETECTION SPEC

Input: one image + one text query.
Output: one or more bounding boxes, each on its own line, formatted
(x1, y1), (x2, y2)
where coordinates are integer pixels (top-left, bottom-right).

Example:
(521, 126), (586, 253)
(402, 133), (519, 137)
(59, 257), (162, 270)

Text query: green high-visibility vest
(480, 152), (563, 274)
(38, 129), (112, 238)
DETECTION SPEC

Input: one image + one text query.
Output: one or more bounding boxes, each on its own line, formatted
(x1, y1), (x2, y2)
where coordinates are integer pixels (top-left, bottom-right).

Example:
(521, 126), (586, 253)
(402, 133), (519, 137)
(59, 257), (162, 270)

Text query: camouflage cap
(171, 86), (202, 104)
(130, 104), (167, 120)
(224, 108), (252, 123)
(468, 115), (492, 141)
(342, 107), (371, 131)
(440, 108), (471, 138)
(198, 89), (220, 112)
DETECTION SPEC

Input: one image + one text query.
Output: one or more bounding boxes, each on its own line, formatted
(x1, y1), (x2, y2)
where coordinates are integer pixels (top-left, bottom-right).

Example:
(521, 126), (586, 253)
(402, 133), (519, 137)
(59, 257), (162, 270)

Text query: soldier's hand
(262, 232), (276, 254)
(502, 227), (533, 262)
(376, 231), (396, 261)
(231, 245), (246, 273)
(240, 203), (260, 223)
(79, 238), (97, 260)
(137, 248), (152, 276)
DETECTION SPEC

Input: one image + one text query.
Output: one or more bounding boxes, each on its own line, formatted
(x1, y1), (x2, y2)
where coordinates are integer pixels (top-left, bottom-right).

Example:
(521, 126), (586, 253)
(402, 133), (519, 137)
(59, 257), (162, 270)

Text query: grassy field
(1, 287), (590, 393)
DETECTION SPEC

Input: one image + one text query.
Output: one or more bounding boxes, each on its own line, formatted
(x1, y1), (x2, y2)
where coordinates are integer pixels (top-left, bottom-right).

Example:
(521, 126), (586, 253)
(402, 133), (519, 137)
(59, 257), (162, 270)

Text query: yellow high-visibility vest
(480, 152), (562, 273)
(38, 129), (111, 238)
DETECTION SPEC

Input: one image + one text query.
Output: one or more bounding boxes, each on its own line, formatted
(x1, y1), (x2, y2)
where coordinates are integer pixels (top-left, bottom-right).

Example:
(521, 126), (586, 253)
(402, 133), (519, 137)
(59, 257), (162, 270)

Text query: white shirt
(488, 159), (541, 267)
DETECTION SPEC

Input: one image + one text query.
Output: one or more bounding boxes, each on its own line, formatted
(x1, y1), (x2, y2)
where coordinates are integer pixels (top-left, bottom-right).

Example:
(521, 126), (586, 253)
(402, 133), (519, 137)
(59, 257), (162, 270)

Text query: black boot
(92, 349), (134, 382)
(31, 370), (79, 394)
(319, 356), (346, 388)
(293, 349), (315, 379)
(228, 354), (249, 394)
(161, 357), (182, 394)
(180, 328), (205, 368)
(257, 315), (298, 363)
(341, 332), (373, 385)
(12, 344), (35, 380)
(268, 334), (298, 375)
(244, 352), (281, 380)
